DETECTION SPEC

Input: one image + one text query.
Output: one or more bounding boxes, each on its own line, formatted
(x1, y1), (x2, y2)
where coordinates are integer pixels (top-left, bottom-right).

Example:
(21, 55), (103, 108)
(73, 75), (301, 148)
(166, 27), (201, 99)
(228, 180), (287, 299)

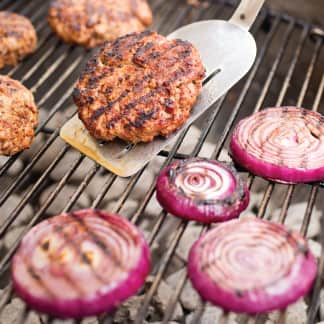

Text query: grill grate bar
(0, 284), (13, 313)
(0, 0), (13, 10)
(253, 20), (295, 114)
(61, 163), (100, 214)
(1, 0), (25, 12)
(275, 26), (309, 107)
(91, 174), (117, 209)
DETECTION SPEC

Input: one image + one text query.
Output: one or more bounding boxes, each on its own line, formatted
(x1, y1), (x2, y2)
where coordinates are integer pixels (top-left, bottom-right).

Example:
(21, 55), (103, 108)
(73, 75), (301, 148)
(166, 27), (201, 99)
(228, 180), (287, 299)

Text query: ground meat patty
(0, 75), (38, 155)
(0, 12), (37, 69)
(74, 31), (205, 143)
(48, 0), (153, 48)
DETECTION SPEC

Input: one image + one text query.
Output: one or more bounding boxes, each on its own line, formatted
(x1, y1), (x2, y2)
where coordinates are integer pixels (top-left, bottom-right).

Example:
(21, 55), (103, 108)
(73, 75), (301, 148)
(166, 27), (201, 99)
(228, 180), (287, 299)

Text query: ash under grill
(0, 0), (323, 323)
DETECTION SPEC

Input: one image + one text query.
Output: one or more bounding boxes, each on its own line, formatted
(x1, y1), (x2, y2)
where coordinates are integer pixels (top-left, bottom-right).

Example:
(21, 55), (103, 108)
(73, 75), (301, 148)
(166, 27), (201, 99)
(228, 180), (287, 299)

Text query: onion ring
(12, 209), (150, 318)
(156, 158), (249, 223)
(230, 107), (324, 183)
(188, 217), (317, 314)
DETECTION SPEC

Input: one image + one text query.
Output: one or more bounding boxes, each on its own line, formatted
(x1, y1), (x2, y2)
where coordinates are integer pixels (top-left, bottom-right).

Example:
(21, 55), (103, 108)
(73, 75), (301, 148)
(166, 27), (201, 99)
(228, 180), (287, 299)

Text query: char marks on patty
(74, 31), (205, 143)
(0, 75), (38, 155)
(0, 11), (37, 69)
(48, 0), (153, 48)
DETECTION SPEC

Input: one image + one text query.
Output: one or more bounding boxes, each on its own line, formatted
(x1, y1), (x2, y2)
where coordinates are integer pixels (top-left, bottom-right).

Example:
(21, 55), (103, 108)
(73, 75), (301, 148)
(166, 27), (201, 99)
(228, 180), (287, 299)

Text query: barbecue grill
(0, 0), (323, 323)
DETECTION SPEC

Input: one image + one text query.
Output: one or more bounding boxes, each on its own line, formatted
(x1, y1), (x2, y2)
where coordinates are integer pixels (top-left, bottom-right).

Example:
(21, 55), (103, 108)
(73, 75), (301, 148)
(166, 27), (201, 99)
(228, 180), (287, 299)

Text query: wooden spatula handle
(230, 0), (265, 30)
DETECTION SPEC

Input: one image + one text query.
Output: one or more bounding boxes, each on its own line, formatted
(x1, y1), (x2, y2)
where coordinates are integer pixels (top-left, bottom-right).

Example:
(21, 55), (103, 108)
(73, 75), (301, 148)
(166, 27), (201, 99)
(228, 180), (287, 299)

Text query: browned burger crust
(0, 11), (37, 69)
(0, 75), (38, 155)
(74, 31), (205, 143)
(47, 0), (153, 48)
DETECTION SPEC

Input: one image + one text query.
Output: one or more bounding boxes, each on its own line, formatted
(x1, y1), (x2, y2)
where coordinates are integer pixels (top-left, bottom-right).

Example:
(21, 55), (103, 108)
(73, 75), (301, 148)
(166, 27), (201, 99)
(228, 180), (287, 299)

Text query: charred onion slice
(230, 107), (324, 183)
(156, 158), (249, 223)
(12, 209), (150, 318)
(188, 217), (317, 314)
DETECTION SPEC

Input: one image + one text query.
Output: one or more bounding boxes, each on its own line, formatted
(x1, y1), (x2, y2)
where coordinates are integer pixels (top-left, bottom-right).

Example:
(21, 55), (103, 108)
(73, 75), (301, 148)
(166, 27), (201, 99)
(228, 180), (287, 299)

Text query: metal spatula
(60, 0), (265, 177)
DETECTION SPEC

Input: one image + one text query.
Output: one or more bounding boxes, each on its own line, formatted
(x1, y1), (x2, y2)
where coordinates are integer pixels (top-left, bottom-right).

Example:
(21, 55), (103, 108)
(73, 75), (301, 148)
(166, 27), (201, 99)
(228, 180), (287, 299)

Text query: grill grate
(0, 0), (323, 323)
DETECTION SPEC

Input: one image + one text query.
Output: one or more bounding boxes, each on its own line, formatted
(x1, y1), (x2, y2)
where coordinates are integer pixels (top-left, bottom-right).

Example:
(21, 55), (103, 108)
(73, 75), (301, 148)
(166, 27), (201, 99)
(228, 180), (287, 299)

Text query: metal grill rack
(0, 0), (323, 323)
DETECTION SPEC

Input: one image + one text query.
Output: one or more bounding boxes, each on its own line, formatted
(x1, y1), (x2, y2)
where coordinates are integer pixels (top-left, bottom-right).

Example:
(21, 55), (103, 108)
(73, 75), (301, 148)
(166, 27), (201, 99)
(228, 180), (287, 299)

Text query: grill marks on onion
(156, 158), (249, 223)
(12, 209), (150, 318)
(188, 218), (317, 314)
(230, 107), (324, 183)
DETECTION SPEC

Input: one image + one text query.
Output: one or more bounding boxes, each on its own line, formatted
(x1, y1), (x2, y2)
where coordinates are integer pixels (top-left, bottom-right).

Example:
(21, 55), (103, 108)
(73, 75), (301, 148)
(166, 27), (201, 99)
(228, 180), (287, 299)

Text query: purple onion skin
(230, 107), (324, 184)
(156, 162), (249, 224)
(188, 220), (317, 314)
(12, 209), (151, 319)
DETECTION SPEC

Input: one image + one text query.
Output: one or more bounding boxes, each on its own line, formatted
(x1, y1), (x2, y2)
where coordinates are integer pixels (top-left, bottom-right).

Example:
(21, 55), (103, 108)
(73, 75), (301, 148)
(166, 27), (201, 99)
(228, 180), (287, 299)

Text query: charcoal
(0, 298), (40, 324)
(176, 225), (201, 261)
(0, 157), (23, 177)
(29, 137), (65, 174)
(39, 184), (91, 215)
(114, 295), (157, 323)
(166, 269), (200, 311)
(20, 133), (46, 163)
(272, 202), (320, 238)
(153, 280), (184, 321)
(50, 152), (95, 182)
(105, 199), (139, 217)
(1, 195), (33, 227)
(4, 226), (25, 250)
(186, 306), (223, 324)
(268, 299), (307, 324)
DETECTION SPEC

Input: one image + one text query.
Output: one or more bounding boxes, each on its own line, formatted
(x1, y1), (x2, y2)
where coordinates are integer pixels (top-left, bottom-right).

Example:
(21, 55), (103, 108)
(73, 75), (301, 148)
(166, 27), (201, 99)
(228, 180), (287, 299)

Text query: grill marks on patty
(74, 31), (205, 143)
(0, 11), (37, 69)
(0, 75), (38, 155)
(47, 0), (153, 48)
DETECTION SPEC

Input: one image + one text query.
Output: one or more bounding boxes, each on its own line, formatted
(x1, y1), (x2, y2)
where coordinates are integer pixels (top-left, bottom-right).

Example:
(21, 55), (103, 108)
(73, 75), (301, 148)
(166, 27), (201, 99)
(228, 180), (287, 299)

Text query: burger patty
(74, 31), (205, 143)
(0, 75), (38, 155)
(47, 0), (153, 48)
(0, 11), (37, 69)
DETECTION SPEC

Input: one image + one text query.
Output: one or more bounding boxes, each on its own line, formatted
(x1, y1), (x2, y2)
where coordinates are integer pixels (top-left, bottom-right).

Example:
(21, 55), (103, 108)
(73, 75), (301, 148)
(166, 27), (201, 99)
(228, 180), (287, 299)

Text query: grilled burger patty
(0, 76), (38, 155)
(48, 0), (153, 48)
(0, 11), (37, 69)
(74, 31), (205, 143)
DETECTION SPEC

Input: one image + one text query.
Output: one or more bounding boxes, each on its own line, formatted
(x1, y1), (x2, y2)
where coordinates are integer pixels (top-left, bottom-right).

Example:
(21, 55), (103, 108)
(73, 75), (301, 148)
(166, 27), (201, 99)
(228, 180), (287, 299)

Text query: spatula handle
(229, 0), (265, 30)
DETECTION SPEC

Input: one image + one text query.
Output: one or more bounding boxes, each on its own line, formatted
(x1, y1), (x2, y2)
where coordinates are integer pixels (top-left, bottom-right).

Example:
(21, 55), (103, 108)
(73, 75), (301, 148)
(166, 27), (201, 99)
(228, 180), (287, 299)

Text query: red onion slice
(188, 217), (317, 314)
(230, 107), (324, 183)
(12, 209), (150, 318)
(156, 158), (249, 223)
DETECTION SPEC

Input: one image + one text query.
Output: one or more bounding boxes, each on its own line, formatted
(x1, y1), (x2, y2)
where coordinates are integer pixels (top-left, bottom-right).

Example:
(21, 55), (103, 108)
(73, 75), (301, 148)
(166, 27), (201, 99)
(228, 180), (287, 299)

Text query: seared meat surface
(0, 11), (37, 69)
(74, 31), (205, 143)
(48, 0), (153, 48)
(0, 76), (38, 155)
